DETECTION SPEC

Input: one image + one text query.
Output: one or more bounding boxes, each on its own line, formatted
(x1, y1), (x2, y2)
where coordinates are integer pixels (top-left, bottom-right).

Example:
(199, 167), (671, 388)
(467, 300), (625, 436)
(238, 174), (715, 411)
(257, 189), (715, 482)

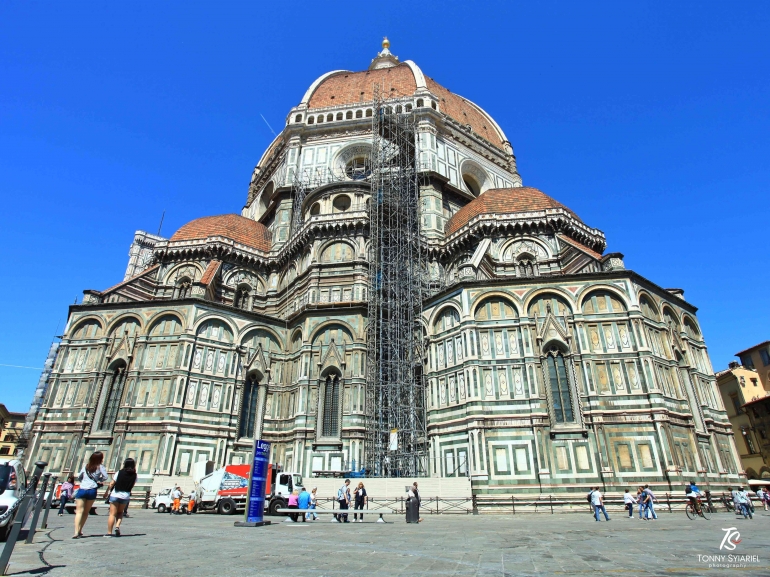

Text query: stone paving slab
(4, 508), (769, 576)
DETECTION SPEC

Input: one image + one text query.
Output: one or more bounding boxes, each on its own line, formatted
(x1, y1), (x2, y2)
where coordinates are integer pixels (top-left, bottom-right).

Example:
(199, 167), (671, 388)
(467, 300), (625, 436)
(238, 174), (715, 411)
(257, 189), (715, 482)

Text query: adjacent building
(736, 341), (770, 390)
(23, 40), (743, 495)
(740, 395), (770, 478)
(0, 405), (26, 458)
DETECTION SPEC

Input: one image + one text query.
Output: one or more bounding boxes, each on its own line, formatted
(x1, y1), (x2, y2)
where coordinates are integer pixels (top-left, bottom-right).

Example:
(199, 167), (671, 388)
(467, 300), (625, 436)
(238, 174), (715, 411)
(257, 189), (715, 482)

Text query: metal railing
(472, 491), (743, 515)
(0, 461), (48, 576)
(310, 496), (472, 515)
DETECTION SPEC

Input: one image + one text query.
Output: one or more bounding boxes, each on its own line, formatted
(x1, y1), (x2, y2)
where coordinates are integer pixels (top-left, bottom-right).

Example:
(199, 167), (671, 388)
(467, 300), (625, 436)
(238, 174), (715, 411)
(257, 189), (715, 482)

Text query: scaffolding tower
(365, 87), (428, 477)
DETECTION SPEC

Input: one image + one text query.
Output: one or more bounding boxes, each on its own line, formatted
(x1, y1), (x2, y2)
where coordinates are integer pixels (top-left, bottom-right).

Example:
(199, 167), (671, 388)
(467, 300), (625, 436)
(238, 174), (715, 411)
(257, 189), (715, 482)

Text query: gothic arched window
(234, 286), (251, 310)
(322, 374), (340, 437)
(99, 361), (127, 431)
(239, 374), (260, 438)
(516, 254), (535, 278)
(545, 349), (575, 424)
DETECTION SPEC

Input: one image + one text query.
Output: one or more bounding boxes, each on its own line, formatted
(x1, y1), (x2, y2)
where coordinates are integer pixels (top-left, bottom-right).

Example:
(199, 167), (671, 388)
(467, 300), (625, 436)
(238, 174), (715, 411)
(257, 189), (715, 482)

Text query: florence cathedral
(25, 40), (744, 496)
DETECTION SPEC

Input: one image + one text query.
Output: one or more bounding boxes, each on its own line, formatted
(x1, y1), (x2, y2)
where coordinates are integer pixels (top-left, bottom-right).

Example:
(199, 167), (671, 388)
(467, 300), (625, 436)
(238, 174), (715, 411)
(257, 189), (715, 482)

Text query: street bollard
(25, 473), (51, 544)
(0, 461), (47, 576)
(39, 475), (58, 530)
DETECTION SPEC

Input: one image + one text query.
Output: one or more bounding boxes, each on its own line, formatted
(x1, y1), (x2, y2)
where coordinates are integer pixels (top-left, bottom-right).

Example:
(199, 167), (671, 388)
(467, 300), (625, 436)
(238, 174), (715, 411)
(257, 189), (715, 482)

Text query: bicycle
(685, 496), (710, 520)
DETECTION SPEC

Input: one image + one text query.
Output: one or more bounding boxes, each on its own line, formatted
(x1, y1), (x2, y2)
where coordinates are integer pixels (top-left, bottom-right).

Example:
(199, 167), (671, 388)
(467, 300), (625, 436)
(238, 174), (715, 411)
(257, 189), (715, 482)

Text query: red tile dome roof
(445, 187), (579, 236)
(170, 214), (271, 251)
(303, 63), (508, 150)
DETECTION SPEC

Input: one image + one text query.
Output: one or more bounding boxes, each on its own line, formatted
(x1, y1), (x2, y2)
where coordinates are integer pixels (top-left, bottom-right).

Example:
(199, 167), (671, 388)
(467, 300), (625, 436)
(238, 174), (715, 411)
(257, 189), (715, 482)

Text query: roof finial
(369, 37), (399, 70)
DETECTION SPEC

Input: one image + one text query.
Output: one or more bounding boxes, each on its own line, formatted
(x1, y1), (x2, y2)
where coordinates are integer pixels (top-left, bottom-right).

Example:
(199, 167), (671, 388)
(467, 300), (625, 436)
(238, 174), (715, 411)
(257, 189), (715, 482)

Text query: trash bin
(406, 498), (420, 523)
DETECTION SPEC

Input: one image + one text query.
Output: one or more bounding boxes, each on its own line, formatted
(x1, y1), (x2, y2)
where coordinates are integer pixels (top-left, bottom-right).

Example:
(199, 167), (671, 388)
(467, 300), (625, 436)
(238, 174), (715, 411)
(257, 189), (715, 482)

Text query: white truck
(197, 463), (304, 515)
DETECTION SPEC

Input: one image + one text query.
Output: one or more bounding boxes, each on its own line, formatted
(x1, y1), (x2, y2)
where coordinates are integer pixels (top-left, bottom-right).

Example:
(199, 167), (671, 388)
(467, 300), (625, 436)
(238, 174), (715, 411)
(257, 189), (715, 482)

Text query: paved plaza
(5, 508), (769, 576)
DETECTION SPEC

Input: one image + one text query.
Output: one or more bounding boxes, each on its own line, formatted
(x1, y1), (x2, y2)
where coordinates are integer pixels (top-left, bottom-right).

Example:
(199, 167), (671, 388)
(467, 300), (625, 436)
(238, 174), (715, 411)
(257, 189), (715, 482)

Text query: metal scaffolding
(365, 86), (428, 477)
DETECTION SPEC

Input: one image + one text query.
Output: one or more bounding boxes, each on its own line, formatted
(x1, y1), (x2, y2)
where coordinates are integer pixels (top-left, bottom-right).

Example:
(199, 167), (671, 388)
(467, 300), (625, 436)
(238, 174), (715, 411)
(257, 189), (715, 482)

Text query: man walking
(642, 484), (658, 520)
(336, 479), (351, 523)
(591, 487), (610, 522)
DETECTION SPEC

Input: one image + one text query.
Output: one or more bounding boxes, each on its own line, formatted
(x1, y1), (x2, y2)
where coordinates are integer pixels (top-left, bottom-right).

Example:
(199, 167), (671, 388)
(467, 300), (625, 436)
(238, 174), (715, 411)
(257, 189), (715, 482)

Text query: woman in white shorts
(106, 458), (137, 537)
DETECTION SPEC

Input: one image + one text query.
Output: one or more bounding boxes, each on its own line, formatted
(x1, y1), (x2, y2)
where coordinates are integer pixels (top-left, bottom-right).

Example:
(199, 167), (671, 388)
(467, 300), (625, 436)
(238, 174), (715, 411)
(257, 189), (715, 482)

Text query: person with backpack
(623, 488), (637, 518)
(105, 458), (137, 537)
(586, 488), (596, 514)
(336, 479), (351, 523)
(590, 487), (610, 522)
(58, 475), (75, 516)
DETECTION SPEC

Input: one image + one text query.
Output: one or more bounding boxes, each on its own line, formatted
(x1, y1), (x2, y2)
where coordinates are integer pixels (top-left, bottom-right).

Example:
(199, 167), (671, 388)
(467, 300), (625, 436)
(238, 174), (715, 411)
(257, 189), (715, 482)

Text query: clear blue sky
(1, 1), (768, 412)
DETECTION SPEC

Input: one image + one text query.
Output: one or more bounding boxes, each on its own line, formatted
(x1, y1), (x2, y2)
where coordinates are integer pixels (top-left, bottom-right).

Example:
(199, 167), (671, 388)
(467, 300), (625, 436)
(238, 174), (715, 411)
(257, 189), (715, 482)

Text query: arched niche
(581, 289), (627, 314)
(474, 296), (518, 321)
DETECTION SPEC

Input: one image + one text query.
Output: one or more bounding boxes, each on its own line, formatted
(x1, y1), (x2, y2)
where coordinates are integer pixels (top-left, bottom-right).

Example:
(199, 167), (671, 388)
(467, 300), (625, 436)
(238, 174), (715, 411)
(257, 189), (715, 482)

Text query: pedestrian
(298, 487), (311, 522)
(407, 482), (422, 523)
(353, 482), (367, 522)
(187, 487), (196, 515)
(288, 489), (300, 521)
(105, 457), (137, 537)
(591, 487), (610, 522)
(73, 451), (108, 539)
(623, 488), (636, 518)
(756, 487), (769, 511)
(171, 486), (182, 514)
(58, 475), (75, 516)
(636, 487), (646, 519)
(587, 487), (596, 515)
(336, 479), (351, 522)
(741, 487), (755, 515)
(731, 486), (752, 519)
(642, 484), (658, 520)
(306, 487), (319, 521)
(739, 486), (755, 517)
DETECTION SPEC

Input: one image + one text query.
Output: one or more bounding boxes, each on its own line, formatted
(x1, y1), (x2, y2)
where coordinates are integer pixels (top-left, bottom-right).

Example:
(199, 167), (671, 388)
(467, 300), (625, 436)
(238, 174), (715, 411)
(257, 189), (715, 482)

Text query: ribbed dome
(445, 187), (579, 236)
(301, 63), (508, 150)
(170, 214), (271, 251)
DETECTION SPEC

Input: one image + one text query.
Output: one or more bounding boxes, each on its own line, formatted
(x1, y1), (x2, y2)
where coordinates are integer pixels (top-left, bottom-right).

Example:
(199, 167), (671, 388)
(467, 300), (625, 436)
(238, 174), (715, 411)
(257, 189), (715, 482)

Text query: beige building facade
(0, 405), (26, 458)
(736, 341), (770, 390)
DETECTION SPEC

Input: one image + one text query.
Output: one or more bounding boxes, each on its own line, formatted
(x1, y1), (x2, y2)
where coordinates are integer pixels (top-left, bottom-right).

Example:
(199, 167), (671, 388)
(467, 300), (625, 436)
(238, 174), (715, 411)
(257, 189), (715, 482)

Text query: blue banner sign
(246, 439), (270, 523)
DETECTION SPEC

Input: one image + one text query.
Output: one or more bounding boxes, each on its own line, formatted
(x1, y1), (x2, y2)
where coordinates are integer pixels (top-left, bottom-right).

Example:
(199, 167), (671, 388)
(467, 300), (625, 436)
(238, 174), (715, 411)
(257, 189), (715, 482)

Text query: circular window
(345, 156), (371, 181)
(463, 175), (481, 196)
(309, 202), (320, 216)
(332, 195), (351, 212)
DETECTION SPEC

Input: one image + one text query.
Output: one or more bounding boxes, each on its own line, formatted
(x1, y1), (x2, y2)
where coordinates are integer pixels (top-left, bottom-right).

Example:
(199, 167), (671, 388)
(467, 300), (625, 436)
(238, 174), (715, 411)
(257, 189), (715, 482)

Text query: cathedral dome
(170, 214), (271, 251)
(445, 187), (579, 236)
(296, 41), (509, 151)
